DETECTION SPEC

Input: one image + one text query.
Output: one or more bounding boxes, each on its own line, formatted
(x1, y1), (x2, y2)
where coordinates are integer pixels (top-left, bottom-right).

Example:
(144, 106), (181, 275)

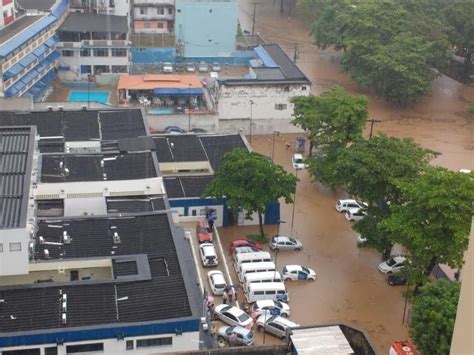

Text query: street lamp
(271, 130), (280, 162)
(188, 83), (192, 131)
(249, 100), (254, 143)
(291, 169), (298, 231)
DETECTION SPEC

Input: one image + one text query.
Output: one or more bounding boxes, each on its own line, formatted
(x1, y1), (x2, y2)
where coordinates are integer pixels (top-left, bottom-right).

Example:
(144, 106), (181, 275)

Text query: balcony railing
(134, 0), (175, 6)
(57, 40), (131, 48)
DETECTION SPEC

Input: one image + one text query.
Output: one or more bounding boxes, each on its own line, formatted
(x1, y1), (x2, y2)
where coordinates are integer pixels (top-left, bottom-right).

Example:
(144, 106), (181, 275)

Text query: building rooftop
(40, 152), (157, 183)
(163, 176), (213, 198)
(106, 196), (166, 214)
(200, 134), (247, 171)
(0, 109), (147, 151)
(0, 126), (36, 229)
(59, 13), (129, 33)
(153, 135), (208, 163)
(0, 213), (196, 333)
(0, 15), (41, 46)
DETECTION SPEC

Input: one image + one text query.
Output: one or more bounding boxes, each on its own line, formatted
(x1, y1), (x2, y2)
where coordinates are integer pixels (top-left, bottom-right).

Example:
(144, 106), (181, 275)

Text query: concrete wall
(175, 0), (237, 57)
(0, 228), (29, 276)
(147, 113), (218, 132)
(0, 97), (33, 111)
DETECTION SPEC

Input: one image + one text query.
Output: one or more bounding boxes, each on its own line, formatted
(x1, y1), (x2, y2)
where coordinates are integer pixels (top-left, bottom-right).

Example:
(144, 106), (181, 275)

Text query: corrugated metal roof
(0, 126), (34, 229)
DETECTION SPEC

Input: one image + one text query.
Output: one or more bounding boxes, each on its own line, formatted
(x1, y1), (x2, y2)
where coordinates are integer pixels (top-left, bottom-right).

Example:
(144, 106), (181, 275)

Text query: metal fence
(130, 33), (176, 48)
(236, 34), (265, 50)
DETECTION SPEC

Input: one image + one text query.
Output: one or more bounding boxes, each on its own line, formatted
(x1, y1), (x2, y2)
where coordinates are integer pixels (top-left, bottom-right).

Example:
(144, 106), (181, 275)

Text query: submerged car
(270, 236), (303, 251)
(282, 265), (316, 281)
(216, 325), (255, 346)
(345, 208), (367, 222)
(387, 273), (408, 286)
(252, 299), (290, 318)
(378, 256), (407, 274)
(292, 154), (307, 170)
(208, 270), (226, 295)
(256, 315), (299, 339)
(214, 305), (253, 328)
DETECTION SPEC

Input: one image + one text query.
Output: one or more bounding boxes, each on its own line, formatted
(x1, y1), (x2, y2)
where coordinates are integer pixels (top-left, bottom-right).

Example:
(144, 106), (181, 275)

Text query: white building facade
(132, 0), (175, 34)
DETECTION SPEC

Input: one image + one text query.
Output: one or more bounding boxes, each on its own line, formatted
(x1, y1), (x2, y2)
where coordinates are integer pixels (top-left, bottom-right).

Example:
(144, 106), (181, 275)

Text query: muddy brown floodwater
(238, 0), (474, 171)
(217, 1), (474, 353)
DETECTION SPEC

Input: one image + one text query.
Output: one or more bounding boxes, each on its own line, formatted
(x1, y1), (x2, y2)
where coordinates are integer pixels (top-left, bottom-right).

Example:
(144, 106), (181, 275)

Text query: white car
(208, 270), (226, 295)
(211, 62), (222, 72)
(199, 243), (218, 267)
(162, 62), (173, 73)
(186, 62), (196, 72)
(252, 300), (290, 318)
(292, 154), (307, 170)
(345, 208), (367, 221)
(282, 265), (316, 281)
(198, 61), (208, 72)
(336, 199), (367, 212)
(357, 234), (368, 245)
(216, 325), (255, 346)
(214, 304), (253, 329)
(378, 256), (407, 274)
(256, 314), (299, 339)
(270, 236), (303, 251)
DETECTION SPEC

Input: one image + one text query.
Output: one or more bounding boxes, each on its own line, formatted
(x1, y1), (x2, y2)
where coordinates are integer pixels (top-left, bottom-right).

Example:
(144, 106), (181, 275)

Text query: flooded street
(215, 1), (474, 353)
(238, 0), (474, 171)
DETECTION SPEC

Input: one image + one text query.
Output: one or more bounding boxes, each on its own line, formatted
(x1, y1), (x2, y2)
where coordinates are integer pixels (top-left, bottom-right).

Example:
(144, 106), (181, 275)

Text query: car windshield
(282, 267), (288, 273)
(198, 227), (210, 233)
(237, 312), (250, 322)
(206, 256), (216, 261)
(215, 283), (225, 289)
(386, 258), (397, 266)
(294, 158), (303, 163)
(302, 267), (310, 273)
(289, 238), (297, 244)
(274, 301), (282, 308)
(246, 331), (255, 339)
(225, 326), (235, 335)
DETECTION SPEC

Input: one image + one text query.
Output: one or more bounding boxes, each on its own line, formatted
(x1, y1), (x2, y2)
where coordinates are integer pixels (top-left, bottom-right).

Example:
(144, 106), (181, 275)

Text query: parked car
(387, 273), (408, 286)
(282, 265), (316, 281)
(228, 239), (263, 255)
(292, 154), (307, 170)
(345, 208), (367, 222)
(252, 300), (290, 318)
(336, 199), (368, 212)
(186, 62), (196, 72)
(162, 62), (173, 73)
(378, 256), (407, 274)
(357, 234), (368, 245)
(175, 62), (185, 72)
(270, 236), (303, 251)
(216, 325), (255, 346)
(256, 315), (299, 339)
(234, 246), (261, 255)
(190, 128), (207, 133)
(199, 243), (218, 267)
(208, 270), (226, 295)
(198, 61), (209, 72)
(196, 221), (213, 243)
(211, 62), (222, 72)
(164, 126), (186, 134)
(214, 305), (253, 329)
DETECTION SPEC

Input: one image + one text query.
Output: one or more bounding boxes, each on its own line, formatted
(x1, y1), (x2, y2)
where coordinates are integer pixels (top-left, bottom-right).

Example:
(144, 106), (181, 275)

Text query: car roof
(274, 235), (292, 241)
(200, 243), (216, 254)
(227, 306), (245, 316)
(392, 256), (406, 262)
(256, 300), (278, 307)
(293, 153), (303, 159)
(259, 314), (297, 326)
(284, 265), (303, 271)
(338, 199), (357, 204)
(209, 271), (225, 283)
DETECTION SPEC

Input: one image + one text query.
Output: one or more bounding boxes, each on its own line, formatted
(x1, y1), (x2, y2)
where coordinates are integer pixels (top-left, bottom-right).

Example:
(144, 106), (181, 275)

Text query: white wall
(0, 331), (200, 355)
(0, 228), (29, 276)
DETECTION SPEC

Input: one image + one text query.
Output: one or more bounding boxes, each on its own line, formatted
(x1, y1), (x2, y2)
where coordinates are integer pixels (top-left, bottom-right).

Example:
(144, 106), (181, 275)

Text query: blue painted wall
(131, 48), (176, 64)
(0, 318), (199, 347)
(175, 0), (238, 58)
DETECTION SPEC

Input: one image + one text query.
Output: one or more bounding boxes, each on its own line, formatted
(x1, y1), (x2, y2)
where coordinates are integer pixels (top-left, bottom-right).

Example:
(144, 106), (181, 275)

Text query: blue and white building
(0, 0), (68, 100)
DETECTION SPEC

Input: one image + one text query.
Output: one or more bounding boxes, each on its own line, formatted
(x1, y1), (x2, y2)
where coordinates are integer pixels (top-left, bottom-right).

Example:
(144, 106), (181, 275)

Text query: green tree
(291, 85), (368, 157)
(410, 280), (461, 355)
(204, 148), (297, 237)
(334, 135), (435, 255)
(382, 167), (473, 277)
(444, 1), (474, 81)
(469, 103), (474, 115)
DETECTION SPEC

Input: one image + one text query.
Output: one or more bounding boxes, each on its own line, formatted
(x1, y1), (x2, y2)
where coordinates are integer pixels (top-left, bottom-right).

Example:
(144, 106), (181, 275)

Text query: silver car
(256, 314), (299, 339)
(216, 325), (255, 346)
(270, 236), (303, 251)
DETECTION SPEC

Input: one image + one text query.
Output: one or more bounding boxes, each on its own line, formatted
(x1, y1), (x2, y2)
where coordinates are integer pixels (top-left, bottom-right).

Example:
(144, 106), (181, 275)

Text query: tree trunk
(382, 247), (391, 260)
(424, 256), (438, 276)
(258, 212), (265, 237)
(463, 51), (472, 82)
(308, 139), (314, 158)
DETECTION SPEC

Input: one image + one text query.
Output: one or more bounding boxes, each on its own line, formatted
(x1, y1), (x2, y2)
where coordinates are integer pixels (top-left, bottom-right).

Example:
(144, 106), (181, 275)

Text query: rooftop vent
(113, 232), (121, 244)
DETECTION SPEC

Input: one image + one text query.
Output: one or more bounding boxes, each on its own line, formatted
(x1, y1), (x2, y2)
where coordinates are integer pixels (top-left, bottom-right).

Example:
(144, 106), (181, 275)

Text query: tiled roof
(59, 13), (128, 33)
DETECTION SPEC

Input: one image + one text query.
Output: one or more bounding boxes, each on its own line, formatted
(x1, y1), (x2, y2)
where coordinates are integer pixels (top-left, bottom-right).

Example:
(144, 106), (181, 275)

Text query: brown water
(222, 1), (474, 352)
(238, 0), (474, 171)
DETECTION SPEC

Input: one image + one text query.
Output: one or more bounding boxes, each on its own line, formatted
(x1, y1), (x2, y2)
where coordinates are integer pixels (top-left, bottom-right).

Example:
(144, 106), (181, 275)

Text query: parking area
(217, 134), (410, 353)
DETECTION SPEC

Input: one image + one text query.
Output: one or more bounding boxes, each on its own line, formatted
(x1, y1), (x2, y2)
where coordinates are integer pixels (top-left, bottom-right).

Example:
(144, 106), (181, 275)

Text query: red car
(196, 221), (213, 243)
(228, 239), (263, 255)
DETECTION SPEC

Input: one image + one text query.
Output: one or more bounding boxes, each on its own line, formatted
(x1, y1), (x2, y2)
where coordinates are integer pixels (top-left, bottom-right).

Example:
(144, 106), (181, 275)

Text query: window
(80, 49), (91, 57)
(301, 86), (307, 91)
(168, 8), (173, 15)
(275, 104), (287, 110)
(93, 48), (109, 57)
(45, 347), (58, 355)
(66, 343), (104, 353)
(126, 340), (134, 350)
(157, 22), (164, 29)
(111, 48), (127, 57)
(112, 65), (128, 73)
(284, 86), (290, 92)
(144, 22), (150, 29)
(140, 8), (146, 15)
(254, 291), (265, 295)
(9, 242), (21, 252)
(3, 349), (40, 355)
(62, 50), (74, 57)
(177, 9), (181, 13)
(0, 243), (3, 252)
(157, 7), (164, 15)
(93, 65), (110, 74)
(136, 337), (172, 348)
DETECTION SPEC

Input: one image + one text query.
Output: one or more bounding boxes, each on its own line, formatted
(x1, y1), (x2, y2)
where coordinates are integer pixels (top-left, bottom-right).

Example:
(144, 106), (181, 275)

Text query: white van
(199, 243), (218, 267)
(245, 282), (288, 303)
(234, 251), (272, 271)
(238, 261), (276, 282)
(243, 271), (282, 293)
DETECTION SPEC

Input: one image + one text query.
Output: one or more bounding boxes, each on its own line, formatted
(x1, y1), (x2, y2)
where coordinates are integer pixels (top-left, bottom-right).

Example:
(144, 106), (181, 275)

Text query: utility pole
(280, 0), (284, 13)
(252, 2), (256, 36)
(293, 43), (298, 63)
(367, 119), (382, 139)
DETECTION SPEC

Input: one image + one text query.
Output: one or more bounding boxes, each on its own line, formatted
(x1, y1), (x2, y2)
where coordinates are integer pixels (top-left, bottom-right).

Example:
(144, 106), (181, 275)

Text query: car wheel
(281, 313), (288, 318)
(213, 313), (219, 320)
(309, 277), (315, 281)
(258, 326), (264, 333)
(274, 247), (279, 251)
(284, 277), (291, 282)
(295, 247), (301, 251)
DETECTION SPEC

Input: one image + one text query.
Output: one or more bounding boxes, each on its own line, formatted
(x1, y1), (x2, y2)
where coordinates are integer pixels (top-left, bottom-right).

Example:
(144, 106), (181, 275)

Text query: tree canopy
(309, 0), (451, 104)
(382, 167), (474, 276)
(204, 148), (297, 236)
(410, 280), (461, 355)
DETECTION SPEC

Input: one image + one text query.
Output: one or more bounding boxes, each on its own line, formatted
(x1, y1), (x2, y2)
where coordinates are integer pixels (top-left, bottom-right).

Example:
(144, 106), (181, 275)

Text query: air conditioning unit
(57, 106), (64, 111)
(39, 236), (45, 244)
(63, 231), (71, 244)
(44, 249), (50, 258)
(47, 106), (54, 111)
(81, 105), (87, 111)
(113, 232), (121, 244)
(62, 313), (67, 325)
(62, 301), (67, 312)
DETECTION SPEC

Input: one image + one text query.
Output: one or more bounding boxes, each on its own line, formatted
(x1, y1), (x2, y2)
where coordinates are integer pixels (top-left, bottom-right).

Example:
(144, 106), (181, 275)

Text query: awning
(153, 88), (204, 96)
(44, 36), (59, 48)
(3, 62), (24, 80)
(21, 69), (39, 86)
(18, 53), (38, 68)
(33, 44), (49, 59)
